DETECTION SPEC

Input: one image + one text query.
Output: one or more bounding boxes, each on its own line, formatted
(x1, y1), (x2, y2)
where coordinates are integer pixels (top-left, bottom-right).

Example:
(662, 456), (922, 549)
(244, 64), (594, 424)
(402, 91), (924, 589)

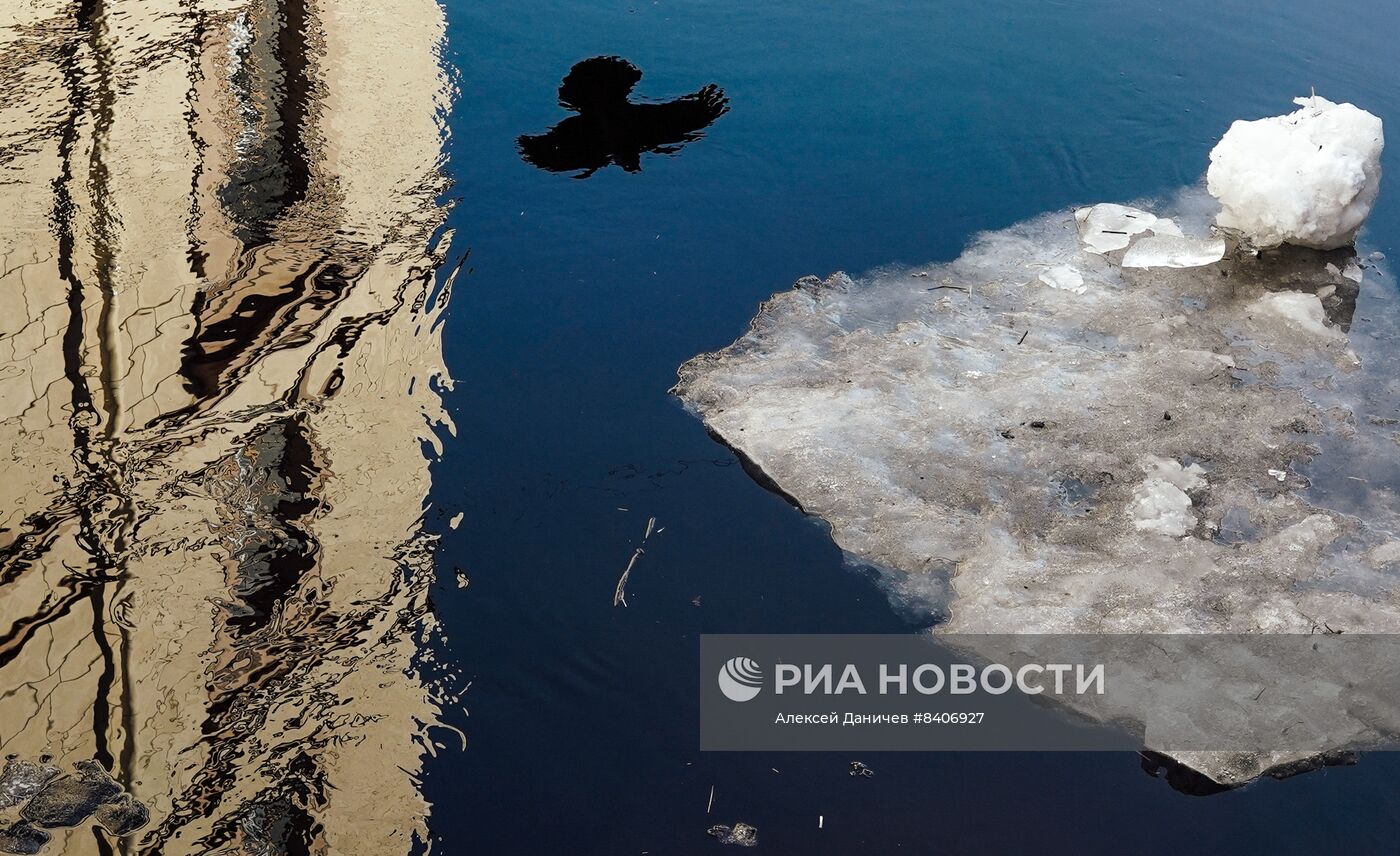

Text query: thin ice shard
(1121, 235), (1226, 269)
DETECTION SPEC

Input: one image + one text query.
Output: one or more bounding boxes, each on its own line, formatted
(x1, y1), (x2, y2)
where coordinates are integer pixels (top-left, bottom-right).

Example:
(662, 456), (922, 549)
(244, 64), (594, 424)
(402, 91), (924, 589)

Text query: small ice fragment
(1127, 480), (1195, 536)
(1149, 218), (1185, 237)
(1075, 203), (1158, 254)
(1249, 292), (1338, 338)
(1326, 262), (1341, 277)
(1144, 456), (1206, 491)
(1127, 457), (1205, 537)
(1268, 469), (1288, 482)
(1037, 264), (1085, 293)
(1369, 251), (1387, 261)
(1121, 235), (1226, 269)
(1343, 262), (1364, 284)
(1206, 96), (1385, 250)
(708, 823), (758, 847)
(1317, 284), (1337, 299)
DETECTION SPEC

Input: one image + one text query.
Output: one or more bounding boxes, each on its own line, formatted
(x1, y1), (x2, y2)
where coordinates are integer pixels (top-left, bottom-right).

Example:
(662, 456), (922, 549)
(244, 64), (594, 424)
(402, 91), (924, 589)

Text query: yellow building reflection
(0, 0), (457, 852)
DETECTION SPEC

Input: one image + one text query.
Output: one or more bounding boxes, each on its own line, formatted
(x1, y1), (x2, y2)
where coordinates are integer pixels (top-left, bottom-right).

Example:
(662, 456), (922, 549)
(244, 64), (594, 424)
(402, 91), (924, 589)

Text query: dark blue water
(424, 1), (1400, 852)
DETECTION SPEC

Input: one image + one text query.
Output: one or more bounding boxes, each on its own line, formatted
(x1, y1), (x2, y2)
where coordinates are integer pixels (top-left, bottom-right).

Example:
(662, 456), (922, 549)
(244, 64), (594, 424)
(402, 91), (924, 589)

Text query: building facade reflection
(0, 0), (457, 852)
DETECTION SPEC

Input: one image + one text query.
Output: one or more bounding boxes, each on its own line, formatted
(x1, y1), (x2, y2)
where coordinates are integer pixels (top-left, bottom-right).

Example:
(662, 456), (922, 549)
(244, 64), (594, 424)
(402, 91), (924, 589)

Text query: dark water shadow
(517, 56), (728, 178)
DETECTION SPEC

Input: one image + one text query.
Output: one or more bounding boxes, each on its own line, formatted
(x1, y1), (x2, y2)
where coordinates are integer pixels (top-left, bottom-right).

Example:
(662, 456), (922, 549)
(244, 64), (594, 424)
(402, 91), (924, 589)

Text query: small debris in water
(0, 822), (48, 855)
(848, 761), (874, 778)
(707, 822), (758, 847)
(0, 757), (149, 852)
(613, 547), (645, 607)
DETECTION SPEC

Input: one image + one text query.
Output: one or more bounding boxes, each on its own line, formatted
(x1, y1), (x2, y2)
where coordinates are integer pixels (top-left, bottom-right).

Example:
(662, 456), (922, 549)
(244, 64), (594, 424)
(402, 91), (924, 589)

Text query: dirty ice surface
(1208, 96), (1384, 250)
(676, 186), (1400, 635)
(674, 187), (1400, 781)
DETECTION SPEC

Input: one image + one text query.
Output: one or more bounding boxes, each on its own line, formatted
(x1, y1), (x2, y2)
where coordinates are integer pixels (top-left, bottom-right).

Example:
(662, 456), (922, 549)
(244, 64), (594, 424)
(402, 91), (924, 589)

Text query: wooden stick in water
(613, 547), (644, 607)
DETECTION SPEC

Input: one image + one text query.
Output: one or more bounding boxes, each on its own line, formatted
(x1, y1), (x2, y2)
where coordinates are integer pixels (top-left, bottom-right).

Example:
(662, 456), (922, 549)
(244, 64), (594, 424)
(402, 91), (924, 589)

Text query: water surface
(3, 0), (1400, 853)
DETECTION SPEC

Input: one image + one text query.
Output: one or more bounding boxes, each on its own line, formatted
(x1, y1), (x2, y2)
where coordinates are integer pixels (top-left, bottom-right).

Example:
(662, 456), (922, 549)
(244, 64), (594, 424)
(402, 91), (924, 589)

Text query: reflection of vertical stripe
(273, 0), (313, 212)
(223, 0), (316, 243)
(75, 0), (125, 801)
(90, 586), (115, 772)
(186, 14), (211, 282)
(0, 0), (455, 848)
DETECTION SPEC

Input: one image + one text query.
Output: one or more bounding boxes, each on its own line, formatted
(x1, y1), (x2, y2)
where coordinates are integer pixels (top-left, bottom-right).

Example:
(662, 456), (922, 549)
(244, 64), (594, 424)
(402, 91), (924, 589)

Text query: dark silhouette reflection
(518, 56), (728, 178)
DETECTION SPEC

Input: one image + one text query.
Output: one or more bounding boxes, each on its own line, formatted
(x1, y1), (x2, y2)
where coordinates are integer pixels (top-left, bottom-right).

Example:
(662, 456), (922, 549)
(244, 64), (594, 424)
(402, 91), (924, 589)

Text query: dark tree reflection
(518, 56), (728, 178)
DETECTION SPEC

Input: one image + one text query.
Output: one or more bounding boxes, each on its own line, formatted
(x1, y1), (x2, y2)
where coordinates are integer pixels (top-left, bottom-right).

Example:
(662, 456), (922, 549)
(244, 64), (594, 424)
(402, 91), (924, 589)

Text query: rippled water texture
(0, 1), (458, 852)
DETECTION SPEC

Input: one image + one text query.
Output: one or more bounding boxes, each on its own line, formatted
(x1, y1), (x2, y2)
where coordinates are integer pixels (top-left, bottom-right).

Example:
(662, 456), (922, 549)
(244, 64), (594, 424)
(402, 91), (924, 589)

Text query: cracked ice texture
(1207, 96), (1384, 250)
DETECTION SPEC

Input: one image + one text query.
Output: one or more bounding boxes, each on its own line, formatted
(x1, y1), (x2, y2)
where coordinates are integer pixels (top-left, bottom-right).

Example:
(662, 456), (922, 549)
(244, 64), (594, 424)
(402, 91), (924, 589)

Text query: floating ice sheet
(675, 187), (1400, 785)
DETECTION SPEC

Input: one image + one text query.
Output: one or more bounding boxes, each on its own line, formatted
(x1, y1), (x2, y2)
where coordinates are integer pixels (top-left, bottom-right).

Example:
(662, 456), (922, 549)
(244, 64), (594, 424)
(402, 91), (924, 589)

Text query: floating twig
(613, 547), (644, 607)
(707, 785), (715, 814)
(645, 516), (656, 539)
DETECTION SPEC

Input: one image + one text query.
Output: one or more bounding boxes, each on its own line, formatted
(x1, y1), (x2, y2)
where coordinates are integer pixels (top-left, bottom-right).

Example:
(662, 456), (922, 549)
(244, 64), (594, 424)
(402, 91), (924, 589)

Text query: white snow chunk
(1127, 457), (1205, 537)
(1037, 264), (1086, 293)
(1249, 292), (1338, 338)
(1207, 96), (1384, 250)
(1121, 235), (1227, 269)
(1074, 203), (1158, 254)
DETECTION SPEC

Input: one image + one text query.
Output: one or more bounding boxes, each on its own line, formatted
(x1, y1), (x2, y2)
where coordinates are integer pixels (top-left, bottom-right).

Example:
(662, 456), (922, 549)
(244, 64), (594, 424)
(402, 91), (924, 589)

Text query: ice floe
(675, 182), (1398, 784)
